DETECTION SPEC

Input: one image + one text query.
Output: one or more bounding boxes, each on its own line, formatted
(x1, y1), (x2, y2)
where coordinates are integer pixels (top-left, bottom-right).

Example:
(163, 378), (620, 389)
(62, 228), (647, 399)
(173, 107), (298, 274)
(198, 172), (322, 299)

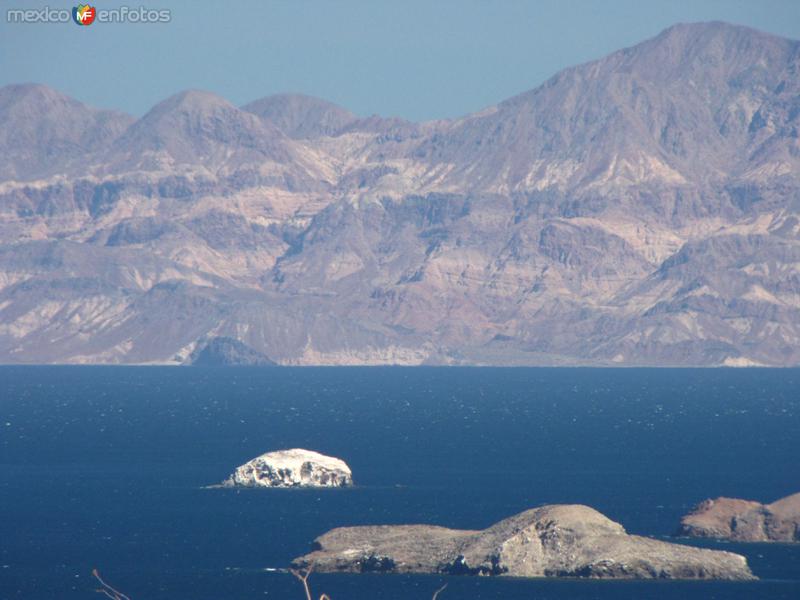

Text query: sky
(1, 0), (799, 121)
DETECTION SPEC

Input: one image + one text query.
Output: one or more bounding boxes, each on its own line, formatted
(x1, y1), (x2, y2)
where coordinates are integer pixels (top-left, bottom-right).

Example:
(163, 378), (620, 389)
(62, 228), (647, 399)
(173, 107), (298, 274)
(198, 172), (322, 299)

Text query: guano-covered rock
(224, 449), (353, 488)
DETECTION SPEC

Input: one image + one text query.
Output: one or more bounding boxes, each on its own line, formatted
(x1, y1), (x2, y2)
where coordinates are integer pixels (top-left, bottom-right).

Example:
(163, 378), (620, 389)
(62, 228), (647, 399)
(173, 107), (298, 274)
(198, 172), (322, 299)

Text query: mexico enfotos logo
(73, 4), (96, 25)
(7, 5), (171, 24)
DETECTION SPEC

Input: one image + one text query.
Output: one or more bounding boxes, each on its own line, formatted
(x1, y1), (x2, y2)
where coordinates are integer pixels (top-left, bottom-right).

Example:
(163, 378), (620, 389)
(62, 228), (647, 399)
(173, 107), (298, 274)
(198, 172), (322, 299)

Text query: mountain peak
(144, 89), (241, 118)
(621, 20), (798, 81)
(0, 82), (69, 104)
(0, 83), (136, 118)
(108, 88), (300, 172)
(654, 20), (791, 43)
(243, 93), (357, 138)
(0, 84), (133, 180)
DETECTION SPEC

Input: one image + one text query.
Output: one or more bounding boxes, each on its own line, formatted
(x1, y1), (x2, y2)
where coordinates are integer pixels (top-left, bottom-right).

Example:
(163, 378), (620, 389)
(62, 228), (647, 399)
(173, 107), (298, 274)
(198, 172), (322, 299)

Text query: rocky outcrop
(224, 449), (353, 488)
(293, 504), (755, 580)
(186, 336), (276, 366)
(678, 492), (800, 542)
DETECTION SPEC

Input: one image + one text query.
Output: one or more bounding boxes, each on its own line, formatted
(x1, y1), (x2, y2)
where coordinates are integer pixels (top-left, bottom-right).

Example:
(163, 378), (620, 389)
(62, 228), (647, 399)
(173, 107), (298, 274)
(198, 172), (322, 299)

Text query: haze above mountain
(1, 22), (798, 366)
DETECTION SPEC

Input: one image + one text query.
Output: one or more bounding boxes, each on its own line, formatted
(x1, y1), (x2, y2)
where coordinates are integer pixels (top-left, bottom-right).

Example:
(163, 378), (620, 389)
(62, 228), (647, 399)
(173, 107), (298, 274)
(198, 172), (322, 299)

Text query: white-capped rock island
(223, 448), (353, 488)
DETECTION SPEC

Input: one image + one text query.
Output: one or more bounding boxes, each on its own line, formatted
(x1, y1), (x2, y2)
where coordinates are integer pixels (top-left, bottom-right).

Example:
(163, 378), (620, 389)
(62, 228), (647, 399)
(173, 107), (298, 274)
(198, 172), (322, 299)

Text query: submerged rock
(678, 492), (800, 542)
(293, 504), (755, 580)
(223, 448), (353, 488)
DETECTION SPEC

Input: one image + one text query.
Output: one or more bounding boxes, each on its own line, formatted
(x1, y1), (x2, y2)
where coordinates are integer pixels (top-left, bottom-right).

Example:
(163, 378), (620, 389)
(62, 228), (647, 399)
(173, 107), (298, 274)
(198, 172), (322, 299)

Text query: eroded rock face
(2, 24), (800, 368)
(678, 493), (800, 542)
(293, 504), (755, 580)
(224, 449), (353, 488)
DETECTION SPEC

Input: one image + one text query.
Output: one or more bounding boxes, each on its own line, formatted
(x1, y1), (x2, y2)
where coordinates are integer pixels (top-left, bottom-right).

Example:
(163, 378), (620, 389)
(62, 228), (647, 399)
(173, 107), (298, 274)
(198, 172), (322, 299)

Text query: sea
(1, 366), (798, 600)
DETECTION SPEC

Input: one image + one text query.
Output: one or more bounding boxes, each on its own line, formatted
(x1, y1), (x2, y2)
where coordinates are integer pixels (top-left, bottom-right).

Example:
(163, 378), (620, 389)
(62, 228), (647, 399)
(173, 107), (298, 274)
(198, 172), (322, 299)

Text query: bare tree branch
(92, 569), (132, 600)
(289, 565), (314, 600)
(92, 562), (445, 600)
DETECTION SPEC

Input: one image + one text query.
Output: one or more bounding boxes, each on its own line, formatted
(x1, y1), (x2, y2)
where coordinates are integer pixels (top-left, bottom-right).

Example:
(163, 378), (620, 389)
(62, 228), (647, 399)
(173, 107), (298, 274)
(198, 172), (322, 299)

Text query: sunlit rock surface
(679, 492), (800, 542)
(224, 449), (353, 488)
(293, 504), (756, 580)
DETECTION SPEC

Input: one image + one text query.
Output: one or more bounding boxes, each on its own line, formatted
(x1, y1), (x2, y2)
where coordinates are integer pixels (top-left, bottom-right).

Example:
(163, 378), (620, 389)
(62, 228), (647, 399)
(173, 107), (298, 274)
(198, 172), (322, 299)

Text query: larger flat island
(294, 504), (755, 580)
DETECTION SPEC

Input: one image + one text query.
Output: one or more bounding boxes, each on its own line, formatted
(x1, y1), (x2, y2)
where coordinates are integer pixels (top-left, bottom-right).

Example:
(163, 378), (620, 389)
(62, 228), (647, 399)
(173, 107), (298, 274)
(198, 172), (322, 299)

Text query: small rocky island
(223, 448), (353, 488)
(293, 504), (755, 580)
(186, 336), (276, 366)
(678, 492), (800, 542)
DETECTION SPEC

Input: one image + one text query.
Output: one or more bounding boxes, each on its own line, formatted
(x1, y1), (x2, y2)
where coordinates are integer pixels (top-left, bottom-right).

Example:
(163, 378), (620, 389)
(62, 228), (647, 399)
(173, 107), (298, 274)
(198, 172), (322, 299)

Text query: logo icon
(72, 4), (96, 26)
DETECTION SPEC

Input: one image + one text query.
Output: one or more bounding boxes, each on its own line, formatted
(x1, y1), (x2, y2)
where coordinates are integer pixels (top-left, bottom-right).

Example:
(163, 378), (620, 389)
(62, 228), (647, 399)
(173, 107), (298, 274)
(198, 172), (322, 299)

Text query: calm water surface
(1, 366), (798, 599)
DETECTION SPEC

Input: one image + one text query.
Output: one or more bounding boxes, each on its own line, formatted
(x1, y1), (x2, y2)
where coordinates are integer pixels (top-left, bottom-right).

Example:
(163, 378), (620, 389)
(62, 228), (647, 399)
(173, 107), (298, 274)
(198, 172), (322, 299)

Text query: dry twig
(289, 565), (315, 600)
(91, 562), (444, 600)
(92, 569), (131, 600)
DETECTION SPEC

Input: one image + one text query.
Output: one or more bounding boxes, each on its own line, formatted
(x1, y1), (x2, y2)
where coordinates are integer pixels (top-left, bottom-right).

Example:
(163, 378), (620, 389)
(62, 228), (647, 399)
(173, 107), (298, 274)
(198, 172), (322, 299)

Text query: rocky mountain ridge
(1, 21), (798, 365)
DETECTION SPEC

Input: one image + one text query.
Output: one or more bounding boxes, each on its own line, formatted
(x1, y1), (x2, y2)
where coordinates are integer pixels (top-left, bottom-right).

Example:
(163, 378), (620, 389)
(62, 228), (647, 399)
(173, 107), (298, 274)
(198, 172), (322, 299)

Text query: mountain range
(1, 22), (798, 366)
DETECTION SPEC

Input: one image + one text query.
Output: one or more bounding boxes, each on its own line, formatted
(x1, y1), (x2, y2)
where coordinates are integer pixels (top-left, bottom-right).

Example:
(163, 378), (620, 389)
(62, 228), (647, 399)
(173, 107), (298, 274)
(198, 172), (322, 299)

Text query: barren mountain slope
(0, 22), (797, 365)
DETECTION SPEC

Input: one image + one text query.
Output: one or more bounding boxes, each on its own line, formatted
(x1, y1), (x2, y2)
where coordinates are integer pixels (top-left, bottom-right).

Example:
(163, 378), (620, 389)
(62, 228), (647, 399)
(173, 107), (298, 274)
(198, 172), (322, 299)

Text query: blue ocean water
(0, 366), (798, 600)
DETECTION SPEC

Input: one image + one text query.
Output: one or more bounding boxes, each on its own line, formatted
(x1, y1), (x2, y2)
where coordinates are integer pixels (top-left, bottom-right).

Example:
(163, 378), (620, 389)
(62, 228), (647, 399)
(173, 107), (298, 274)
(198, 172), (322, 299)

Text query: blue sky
(1, 0), (799, 120)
